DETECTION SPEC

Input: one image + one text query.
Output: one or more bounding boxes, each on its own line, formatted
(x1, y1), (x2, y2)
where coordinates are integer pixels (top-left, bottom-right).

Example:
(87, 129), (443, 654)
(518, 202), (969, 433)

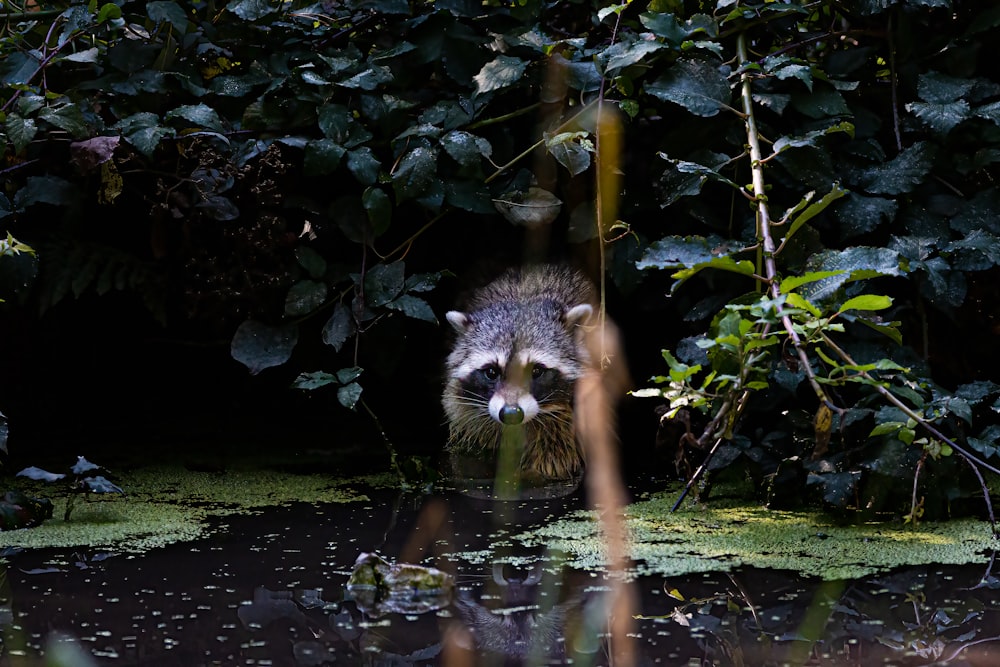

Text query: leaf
(800, 247), (904, 302)
(230, 320), (299, 375)
(304, 139), (346, 176)
(364, 262), (405, 307)
(337, 383), (363, 410)
(646, 58), (731, 117)
(387, 294), (437, 323)
(347, 147), (380, 186)
(640, 12), (718, 47)
(225, 0), (277, 21)
(780, 271), (846, 293)
(336, 366), (363, 384)
(834, 193), (898, 240)
(602, 36), (665, 73)
(916, 71), (975, 103)
(362, 187), (392, 236)
(147, 1), (189, 33)
(392, 147), (437, 202)
(284, 280), (327, 316)
(82, 476), (124, 494)
(5, 114), (37, 154)
(906, 100), (970, 134)
(473, 55), (528, 95)
(37, 104), (89, 138)
(166, 103), (224, 131)
(17, 467), (66, 483)
(771, 122), (854, 155)
(637, 235), (755, 291)
(13, 175), (76, 209)
(440, 131), (491, 168)
(293, 248), (325, 281)
(322, 303), (355, 351)
(338, 64), (393, 91)
(656, 151), (738, 205)
(945, 229), (1000, 270)
(292, 371), (338, 390)
(71, 456), (102, 475)
(493, 188), (562, 228)
(853, 142), (935, 196)
(838, 294), (893, 313)
(545, 131), (592, 176)
(781, 184), (848, 245)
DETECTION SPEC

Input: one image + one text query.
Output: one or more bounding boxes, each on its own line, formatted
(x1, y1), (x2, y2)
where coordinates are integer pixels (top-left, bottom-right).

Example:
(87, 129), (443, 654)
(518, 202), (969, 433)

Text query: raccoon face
(459, 355), (572, 426)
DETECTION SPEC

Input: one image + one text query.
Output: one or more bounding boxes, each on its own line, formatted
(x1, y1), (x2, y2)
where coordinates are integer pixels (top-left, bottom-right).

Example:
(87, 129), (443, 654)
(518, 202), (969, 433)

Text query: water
(0, 483), (999, 665)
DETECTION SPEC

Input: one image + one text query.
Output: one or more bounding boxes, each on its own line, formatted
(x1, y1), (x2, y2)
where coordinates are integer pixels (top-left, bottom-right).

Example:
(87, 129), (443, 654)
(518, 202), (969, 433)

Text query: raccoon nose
(499, 405), (524, 425)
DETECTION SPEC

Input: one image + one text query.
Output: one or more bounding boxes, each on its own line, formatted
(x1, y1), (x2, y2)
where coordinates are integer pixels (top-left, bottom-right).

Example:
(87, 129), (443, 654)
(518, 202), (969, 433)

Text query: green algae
(0, 465), (394, 552)
(505, 488), (1000, 581)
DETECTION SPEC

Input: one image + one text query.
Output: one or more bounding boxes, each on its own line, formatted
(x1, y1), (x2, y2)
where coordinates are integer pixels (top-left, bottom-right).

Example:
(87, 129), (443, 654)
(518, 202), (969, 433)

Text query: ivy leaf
(473, 55), (528, 95)
(646, 58), (730, 117)
(854, 142), (935, 196)
(230, 320), (299, 375)
(284, 280), (327, 316)
(322, 303), (355, 352)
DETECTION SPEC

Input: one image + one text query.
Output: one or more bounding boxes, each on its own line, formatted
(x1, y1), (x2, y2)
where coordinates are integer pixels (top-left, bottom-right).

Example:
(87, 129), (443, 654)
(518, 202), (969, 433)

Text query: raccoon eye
(481, 365), (501, 381)
(531, 364), (548, 379)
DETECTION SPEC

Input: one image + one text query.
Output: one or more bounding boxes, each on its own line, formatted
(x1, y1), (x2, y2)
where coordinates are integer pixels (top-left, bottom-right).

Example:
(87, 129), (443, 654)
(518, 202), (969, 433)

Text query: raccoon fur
(442, 265), (595, 481)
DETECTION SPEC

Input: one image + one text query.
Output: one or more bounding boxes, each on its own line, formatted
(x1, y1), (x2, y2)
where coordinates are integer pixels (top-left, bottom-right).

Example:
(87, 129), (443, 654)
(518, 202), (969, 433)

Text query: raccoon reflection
(442, 265), (595, 481)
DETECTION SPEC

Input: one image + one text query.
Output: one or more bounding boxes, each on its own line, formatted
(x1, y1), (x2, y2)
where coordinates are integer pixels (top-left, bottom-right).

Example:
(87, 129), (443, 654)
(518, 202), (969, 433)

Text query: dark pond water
(1, 483), (999, 666)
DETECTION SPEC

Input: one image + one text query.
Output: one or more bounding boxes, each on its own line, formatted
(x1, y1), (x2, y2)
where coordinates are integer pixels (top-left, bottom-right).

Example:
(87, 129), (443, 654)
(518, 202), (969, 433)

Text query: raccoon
(442, 265), (596, 481)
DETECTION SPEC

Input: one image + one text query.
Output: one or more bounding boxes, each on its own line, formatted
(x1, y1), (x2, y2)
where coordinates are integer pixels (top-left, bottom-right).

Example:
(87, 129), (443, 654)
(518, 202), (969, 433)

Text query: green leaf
(338, 64), (393, 91)
(166, 104), (224, 131)
(295, 247), (326, 279)
(337, 383), (363, 410)
(362, 187), (392, 236)
(916, 71), (974, 103)
(364, 262), (405, 307)
(473, 55), (528, 95)
(854, 142), (935, 196)
(147, 1), (189, 33)
(780, 271), (846, 293)
(387, 293), (437, 323)
(800, 247), (904, 302)
(838, 294), (892, 313)
(284, 280), (327, 316)
(293, 371), (339, 390)
(304, 139), (346, 176)
(640, 12), (718, 47)
(835, 193), (898, 240)
(392, 147), (437, 201)
(322, 303), (355, 352)
(13, 175), (76, 209)
(5, 115), (37, 154)
(602, 36), (665, 74)
(646, 58), (730, 117)
(546, 131), (592, 176)
(790, 85), (849, 119)
(771, 122), (854, 155)
(906, 100), (970, 134)
(230, 320), (298, 375)
(854, 316), (903, 346)
(225, 0), (277, 21)
(945, 229), (1000, 270)
(784, 292), (821, 317)
(781, 183), (848, 245)
(347, 147), (380, 185)
(37, 104), (89, 138)
(440, 131), (491, 168)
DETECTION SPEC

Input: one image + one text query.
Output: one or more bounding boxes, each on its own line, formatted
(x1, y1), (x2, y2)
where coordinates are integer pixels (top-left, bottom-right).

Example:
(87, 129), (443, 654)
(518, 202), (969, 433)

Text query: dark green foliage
(1, 1), (999, 518)
(17, 456), (124, 522)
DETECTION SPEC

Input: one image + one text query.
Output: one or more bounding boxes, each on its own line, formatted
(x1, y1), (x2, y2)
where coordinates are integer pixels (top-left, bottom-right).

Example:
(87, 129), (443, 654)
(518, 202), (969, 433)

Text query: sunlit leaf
(473, 55), (528, 95)
(838, 294), (892, 313)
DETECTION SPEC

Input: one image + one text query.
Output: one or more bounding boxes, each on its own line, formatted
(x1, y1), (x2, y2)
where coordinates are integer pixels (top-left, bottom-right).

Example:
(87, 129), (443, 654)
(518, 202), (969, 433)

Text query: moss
(0, 465), (392, 552)
(504, 487), (1000, 581)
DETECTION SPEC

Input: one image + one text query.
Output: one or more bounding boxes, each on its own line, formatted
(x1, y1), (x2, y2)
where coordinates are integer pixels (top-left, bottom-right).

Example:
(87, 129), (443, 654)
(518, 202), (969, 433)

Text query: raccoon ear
(563, 304), (593, 327)
(446, 311), (471, 332)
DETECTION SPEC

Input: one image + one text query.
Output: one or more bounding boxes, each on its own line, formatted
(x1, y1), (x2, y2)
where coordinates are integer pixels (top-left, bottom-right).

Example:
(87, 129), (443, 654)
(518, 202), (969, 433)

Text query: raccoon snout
(499, 405), (524, 425)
